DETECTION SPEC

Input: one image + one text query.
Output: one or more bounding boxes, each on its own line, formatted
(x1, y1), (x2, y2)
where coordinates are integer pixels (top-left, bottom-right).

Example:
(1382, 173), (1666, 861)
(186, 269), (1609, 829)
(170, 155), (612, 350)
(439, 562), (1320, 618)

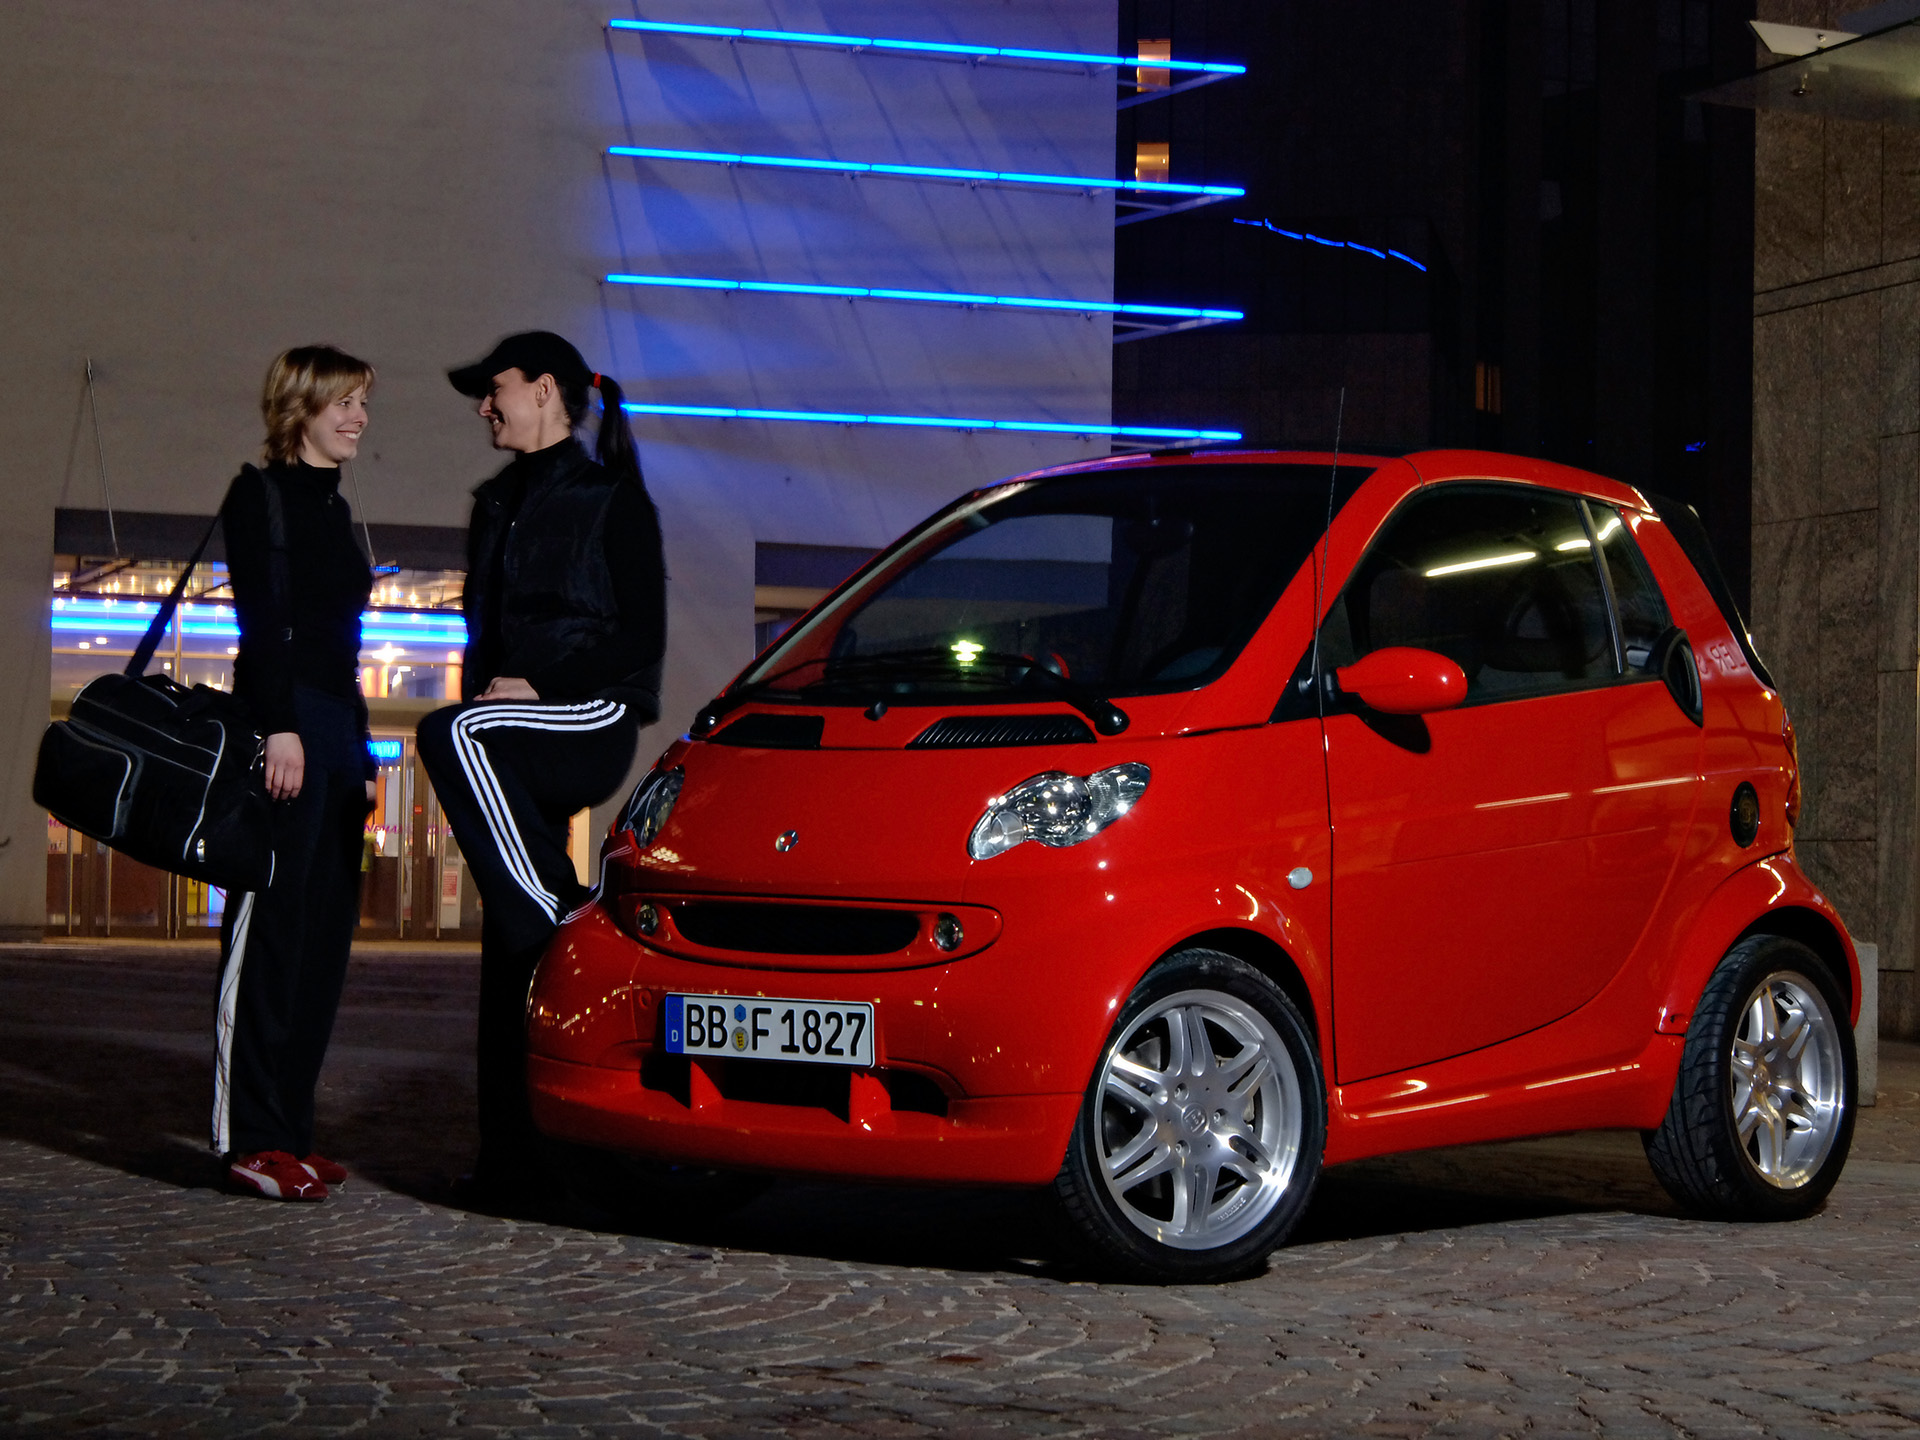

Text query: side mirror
(1335, 647), (1469, 715)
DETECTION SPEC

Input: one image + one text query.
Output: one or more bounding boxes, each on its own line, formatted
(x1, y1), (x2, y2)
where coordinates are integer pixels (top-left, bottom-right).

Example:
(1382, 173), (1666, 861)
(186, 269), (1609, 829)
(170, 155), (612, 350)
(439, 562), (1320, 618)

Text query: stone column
(1751, 103), (1920, 1038)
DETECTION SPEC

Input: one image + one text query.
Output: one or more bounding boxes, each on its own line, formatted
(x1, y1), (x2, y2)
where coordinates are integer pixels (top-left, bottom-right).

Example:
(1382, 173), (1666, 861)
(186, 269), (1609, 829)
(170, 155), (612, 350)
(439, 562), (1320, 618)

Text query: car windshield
(738, 462), (1375, 705)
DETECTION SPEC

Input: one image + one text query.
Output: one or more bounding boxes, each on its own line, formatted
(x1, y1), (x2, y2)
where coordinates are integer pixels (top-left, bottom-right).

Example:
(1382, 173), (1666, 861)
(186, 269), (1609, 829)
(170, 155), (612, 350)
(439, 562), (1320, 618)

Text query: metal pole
(84, 358), (121, 557)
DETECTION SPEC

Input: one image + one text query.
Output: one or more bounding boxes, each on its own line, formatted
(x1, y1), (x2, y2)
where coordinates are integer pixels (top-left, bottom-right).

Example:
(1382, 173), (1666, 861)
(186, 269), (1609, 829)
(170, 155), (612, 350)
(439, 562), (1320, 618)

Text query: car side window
(1587, 503), (1672, 675)
(1331, 484), (1616, 703)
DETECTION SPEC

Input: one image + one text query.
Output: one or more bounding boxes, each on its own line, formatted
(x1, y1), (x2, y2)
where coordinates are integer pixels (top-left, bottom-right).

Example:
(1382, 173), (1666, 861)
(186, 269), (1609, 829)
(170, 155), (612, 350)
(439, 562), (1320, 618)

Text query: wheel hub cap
(1094, 989), (1303, 1250)
(1729, 971), (1846, 1189)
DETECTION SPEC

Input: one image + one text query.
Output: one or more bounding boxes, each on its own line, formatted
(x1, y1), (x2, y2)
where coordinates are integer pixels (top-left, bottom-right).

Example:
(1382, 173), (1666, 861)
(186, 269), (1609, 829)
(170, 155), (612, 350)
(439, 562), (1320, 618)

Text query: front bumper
(528, 1053), (1080, 1185)
(525, 904), (1100, 1185)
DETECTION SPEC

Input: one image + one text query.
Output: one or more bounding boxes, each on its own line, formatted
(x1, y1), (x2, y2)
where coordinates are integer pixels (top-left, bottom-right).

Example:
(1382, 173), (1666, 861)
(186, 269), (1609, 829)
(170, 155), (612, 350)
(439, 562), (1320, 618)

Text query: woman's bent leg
(418, 699), (639, 1195)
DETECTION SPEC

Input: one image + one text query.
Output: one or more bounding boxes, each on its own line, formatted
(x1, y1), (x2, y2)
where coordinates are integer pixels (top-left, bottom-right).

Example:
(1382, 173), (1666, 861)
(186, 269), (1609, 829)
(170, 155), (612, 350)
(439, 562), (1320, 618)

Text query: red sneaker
(300, 1153), (348, 1185)
(228, 1151), (328, 1201)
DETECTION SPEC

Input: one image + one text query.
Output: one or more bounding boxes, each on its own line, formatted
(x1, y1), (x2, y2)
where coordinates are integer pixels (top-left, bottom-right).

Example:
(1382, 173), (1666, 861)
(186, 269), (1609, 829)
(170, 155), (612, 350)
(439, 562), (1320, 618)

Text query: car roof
(1005, 447), (1652, 514)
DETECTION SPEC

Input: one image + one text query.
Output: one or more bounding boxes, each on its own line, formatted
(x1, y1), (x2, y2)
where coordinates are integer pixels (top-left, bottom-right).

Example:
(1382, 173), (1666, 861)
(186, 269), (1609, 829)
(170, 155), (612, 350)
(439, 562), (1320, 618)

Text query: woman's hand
(478, 676), (539, 702)
(264, 732), (305, 800)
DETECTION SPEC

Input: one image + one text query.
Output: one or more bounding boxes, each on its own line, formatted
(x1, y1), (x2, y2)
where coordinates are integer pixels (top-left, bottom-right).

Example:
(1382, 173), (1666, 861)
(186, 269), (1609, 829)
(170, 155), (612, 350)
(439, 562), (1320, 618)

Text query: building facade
(2, 2), (1126, 936)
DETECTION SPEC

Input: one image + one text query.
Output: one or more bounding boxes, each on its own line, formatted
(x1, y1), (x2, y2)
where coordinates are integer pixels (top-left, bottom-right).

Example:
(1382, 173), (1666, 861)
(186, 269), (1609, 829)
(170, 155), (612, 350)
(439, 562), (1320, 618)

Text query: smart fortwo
(525, 449), (1858, 1283)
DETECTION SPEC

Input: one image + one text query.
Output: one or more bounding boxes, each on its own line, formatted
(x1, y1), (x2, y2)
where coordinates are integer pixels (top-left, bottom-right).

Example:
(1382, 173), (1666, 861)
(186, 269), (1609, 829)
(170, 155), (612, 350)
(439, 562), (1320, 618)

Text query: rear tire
(1054, 948), (1324, 1283)
(1644, 933), (1855, 1221)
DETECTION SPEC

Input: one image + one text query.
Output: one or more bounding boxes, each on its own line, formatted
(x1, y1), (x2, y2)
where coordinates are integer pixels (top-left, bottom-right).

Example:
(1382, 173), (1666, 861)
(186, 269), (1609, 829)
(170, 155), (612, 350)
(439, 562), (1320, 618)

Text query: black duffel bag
(35, 504), (277, 892)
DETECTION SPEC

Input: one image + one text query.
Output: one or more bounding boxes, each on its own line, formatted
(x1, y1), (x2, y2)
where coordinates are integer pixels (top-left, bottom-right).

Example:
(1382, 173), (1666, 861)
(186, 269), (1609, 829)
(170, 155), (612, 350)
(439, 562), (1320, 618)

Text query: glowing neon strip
(609, 145), (1244, 198)
(623, 402), (1239, 441)
(604, 272), (1242, 321)
(608, 18), (1245, 74)
(51, 599), (467, 646)
(1233, 217), (1429, 273)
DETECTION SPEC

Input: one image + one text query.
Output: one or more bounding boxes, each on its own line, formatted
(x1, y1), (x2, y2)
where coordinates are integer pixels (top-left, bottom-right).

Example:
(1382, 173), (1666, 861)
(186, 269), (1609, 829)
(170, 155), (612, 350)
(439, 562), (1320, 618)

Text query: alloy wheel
(1730, 971), (1847, 1189)
(1093, 987), (1303, 1250)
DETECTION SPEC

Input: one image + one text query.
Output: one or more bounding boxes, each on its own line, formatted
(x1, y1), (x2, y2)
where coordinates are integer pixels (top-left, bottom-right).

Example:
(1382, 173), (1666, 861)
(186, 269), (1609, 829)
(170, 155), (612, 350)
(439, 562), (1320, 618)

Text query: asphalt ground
(2, 941), (1918, 1436)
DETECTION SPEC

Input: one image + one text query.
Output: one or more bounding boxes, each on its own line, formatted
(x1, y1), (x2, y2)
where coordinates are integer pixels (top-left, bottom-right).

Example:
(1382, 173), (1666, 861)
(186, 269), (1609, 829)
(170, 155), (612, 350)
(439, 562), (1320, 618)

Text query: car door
(1321, 483), (1697, 1083)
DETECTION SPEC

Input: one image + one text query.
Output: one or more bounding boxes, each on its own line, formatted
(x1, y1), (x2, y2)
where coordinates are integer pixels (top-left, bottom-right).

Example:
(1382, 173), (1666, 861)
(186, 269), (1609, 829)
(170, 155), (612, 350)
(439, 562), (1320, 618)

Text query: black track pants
(212, 753), (366, 1158)
(416, 698), (640, 1171)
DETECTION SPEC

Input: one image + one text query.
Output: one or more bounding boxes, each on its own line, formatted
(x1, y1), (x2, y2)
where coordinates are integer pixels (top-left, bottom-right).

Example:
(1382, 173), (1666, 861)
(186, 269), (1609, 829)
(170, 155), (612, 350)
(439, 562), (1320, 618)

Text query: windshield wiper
(815, 648), (1129, 735)
(696, 647), (1130, 737)
(1014, 658), (1131, 735)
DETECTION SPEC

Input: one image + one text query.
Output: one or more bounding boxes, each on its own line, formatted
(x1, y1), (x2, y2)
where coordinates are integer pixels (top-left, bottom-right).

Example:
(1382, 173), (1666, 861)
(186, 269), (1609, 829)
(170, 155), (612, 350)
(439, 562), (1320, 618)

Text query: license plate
(663, 993), (875, 1066)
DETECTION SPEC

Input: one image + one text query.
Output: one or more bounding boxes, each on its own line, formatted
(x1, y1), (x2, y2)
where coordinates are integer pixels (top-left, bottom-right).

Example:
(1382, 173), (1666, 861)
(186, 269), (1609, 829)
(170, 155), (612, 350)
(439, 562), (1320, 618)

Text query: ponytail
(592, 374), (643, 488)
(557, 367), (644, 489)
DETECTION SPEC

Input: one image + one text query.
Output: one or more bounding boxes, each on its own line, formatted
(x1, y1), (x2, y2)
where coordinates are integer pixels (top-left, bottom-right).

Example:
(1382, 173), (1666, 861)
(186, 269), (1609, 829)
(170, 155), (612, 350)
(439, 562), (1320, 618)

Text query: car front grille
(671, 902), (920, 956)
(638, 1052), (950, 1118)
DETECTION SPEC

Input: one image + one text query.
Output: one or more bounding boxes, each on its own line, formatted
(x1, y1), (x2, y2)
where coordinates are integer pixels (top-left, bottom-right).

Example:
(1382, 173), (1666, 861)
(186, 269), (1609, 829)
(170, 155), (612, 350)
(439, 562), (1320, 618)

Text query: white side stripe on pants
(211, 890), (258, 1154)
(449, 699), (628, 923)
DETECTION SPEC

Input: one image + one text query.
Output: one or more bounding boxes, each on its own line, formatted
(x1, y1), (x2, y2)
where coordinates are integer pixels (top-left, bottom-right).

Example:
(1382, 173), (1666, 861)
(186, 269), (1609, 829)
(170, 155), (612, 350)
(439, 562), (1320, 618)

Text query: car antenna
(1310, 386), (1346, 722)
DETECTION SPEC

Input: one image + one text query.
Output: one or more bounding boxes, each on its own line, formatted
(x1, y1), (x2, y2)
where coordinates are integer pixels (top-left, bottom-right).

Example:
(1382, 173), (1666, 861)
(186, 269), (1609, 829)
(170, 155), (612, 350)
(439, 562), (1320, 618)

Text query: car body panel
(526, 447), (1857, 1191)
(1325, 677), (1704, 1082)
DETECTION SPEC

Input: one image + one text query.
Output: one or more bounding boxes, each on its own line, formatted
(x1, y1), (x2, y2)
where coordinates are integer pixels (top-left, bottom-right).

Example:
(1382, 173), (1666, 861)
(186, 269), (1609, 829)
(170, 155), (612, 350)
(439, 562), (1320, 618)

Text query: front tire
(1054, 948), (1325, 1283)
(1644, 933), (1855, 1221)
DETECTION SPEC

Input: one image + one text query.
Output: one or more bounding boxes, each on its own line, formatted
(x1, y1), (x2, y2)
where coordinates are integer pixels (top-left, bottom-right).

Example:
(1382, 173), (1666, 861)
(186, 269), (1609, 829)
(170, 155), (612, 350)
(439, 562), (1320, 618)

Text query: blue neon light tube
(1233, 217), (1429, 273)
(51, 599), (468, 647)
(608, 18), (1245, 74)
(604, 272), (1242, 321)
(608, 145), (1244, 198)
(622, 402), (1239, 442)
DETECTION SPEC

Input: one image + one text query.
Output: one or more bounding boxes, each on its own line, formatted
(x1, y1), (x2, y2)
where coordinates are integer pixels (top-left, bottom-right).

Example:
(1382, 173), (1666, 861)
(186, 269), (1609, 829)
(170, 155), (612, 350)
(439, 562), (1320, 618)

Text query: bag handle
(126, 514), (221, 679)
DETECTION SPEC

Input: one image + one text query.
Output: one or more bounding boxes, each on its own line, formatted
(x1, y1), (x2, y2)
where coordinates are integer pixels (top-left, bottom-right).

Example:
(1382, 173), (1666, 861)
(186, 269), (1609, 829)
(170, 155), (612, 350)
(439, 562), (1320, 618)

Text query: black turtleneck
(220, 459), (375, 750)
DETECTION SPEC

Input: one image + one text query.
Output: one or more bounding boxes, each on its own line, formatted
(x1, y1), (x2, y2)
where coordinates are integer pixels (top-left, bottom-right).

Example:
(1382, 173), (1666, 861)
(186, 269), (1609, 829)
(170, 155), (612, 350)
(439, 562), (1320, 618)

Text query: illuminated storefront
(46, 557), (484, 940)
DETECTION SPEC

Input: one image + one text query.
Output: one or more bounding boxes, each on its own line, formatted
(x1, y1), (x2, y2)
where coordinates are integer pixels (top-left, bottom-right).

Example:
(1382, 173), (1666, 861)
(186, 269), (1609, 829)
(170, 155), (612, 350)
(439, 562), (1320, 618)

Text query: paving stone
(2, 947), (1920, 1434)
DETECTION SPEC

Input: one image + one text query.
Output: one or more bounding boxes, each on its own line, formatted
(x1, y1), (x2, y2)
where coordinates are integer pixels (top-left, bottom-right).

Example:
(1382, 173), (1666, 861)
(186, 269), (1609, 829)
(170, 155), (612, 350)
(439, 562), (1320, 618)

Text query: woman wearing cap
(216, 345), (380, 1202)
(416, 331), (665, 1209)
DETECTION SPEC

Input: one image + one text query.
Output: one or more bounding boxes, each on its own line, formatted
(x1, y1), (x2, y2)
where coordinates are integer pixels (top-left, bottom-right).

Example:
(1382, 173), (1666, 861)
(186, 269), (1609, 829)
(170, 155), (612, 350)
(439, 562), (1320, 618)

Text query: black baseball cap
(447, 331), (593, 397)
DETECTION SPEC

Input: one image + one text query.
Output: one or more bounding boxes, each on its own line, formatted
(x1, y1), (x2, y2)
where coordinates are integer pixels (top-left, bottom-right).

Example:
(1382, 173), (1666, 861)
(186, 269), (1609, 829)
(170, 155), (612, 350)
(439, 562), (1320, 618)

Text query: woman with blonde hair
(214, 344), (378, 1201)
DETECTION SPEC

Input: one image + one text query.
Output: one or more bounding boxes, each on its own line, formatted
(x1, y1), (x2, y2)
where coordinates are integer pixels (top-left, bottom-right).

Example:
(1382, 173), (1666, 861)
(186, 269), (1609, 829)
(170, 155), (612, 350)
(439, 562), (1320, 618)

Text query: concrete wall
(0, 1), (1116, 934)
(1749, 2), (1920, 1035)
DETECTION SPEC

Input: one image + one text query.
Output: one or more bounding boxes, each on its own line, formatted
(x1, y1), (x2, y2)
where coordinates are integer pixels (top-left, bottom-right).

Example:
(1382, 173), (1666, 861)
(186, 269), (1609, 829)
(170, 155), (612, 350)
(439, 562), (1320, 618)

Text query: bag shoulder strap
(250, 464), (294, 638)
(125, 514), (220, 678)
(124, 465), (295, 679)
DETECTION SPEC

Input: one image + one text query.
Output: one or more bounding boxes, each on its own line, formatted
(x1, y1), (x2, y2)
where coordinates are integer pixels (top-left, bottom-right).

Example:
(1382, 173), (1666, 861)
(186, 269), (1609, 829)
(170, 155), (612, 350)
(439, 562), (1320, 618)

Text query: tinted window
(742, 464), (1374, 702)
(1588, 503), (1672, 675)
(1328, 485), (1614, 702)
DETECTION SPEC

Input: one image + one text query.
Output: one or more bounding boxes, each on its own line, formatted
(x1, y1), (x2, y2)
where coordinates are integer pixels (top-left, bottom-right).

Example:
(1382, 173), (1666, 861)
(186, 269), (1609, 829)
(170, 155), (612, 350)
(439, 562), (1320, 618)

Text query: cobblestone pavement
(3, 943), (1918, 1436)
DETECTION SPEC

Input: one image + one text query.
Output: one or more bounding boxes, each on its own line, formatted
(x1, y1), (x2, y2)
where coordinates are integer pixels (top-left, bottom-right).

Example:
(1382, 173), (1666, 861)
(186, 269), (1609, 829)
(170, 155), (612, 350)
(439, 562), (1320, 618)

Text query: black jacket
(462, 438), (665, 717)
(221, 461), (375, 774)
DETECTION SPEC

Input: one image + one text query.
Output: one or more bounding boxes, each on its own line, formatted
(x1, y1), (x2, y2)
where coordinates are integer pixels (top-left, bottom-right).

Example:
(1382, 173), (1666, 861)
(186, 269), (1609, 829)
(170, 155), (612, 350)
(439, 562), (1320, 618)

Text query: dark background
(1113, 0), (1758, 608)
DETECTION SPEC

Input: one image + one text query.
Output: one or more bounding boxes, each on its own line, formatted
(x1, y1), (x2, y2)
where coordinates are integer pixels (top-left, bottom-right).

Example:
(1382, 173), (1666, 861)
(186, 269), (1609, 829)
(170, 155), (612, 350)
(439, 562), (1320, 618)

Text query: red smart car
(527, 449), (1858, 1282)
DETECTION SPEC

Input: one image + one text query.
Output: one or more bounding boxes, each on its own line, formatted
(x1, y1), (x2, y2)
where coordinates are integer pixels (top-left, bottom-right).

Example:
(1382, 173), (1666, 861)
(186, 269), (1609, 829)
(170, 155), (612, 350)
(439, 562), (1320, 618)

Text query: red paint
(1335, 647), (1468, 714)
(526, 448), (1858, 1188)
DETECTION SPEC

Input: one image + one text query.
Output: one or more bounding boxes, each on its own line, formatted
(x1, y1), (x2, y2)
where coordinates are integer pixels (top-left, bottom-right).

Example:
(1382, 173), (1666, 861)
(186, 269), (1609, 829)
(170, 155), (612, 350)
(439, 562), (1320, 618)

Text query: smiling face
(476, 367), (569, 452)
(297, 385), (369, 467)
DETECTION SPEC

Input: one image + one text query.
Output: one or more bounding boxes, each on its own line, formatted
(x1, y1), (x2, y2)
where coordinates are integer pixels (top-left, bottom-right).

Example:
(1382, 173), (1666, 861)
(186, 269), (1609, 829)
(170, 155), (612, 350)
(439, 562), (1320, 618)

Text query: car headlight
(968, 763), (1149, 860)
(619, 764), (683, 845)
